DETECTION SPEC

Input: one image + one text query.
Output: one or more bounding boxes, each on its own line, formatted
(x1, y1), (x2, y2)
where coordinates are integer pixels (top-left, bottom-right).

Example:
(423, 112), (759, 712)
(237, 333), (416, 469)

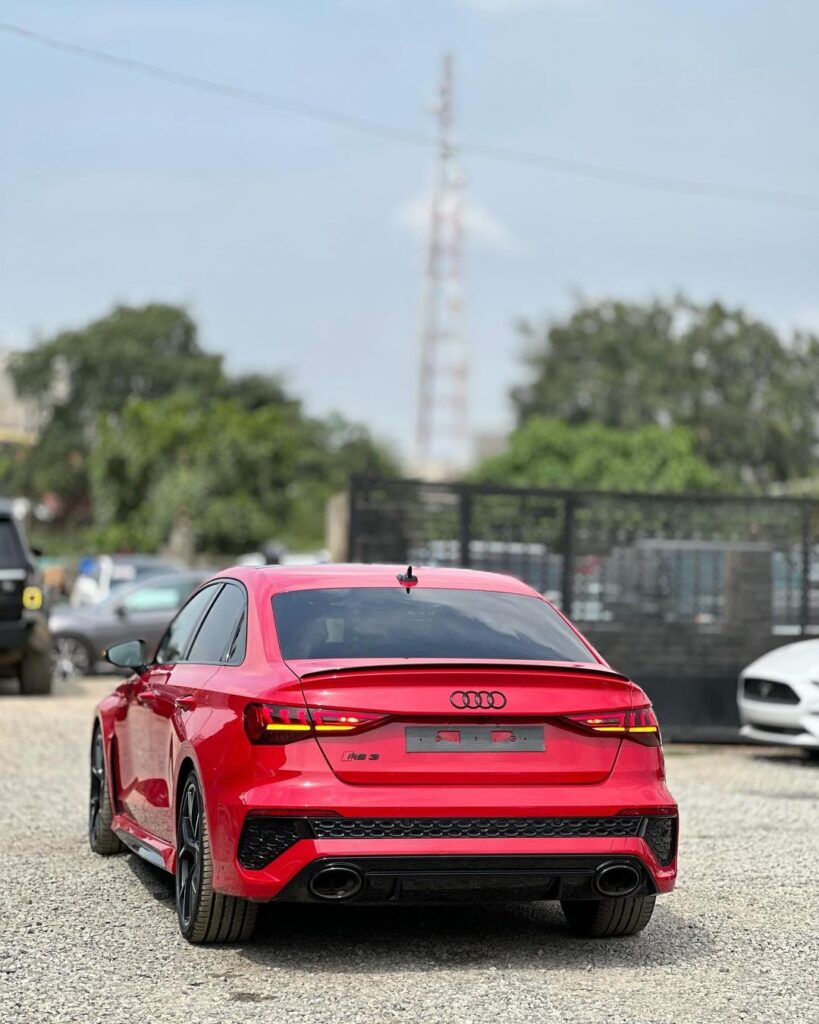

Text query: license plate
(405, 725), (544, 753)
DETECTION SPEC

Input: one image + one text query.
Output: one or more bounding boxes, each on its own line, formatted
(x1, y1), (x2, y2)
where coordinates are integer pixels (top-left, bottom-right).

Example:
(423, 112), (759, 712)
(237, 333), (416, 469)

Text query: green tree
(9, 304), (224, 515)
(218, 372), (297, 412)
(512, 295), (819, 488)
(474, 418), (722, 493)
(89, 394), (396, 554)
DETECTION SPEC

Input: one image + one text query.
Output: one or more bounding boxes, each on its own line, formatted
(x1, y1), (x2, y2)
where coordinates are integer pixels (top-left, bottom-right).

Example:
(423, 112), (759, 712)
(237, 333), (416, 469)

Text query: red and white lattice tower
(414, 53), (468, 475)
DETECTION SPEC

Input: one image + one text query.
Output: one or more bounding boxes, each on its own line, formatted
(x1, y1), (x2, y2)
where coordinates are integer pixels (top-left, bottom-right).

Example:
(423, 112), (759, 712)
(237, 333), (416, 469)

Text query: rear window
(272, 587), (594, 662)
(0, 519), (22, 569)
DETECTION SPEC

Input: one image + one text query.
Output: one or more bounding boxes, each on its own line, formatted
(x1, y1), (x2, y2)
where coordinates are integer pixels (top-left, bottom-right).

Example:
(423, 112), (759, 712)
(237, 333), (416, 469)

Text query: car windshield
(272, 587), (594, 662)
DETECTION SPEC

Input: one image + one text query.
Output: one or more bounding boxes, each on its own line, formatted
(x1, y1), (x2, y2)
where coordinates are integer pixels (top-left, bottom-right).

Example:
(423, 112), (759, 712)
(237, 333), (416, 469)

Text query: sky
(2, 0), (819, 461)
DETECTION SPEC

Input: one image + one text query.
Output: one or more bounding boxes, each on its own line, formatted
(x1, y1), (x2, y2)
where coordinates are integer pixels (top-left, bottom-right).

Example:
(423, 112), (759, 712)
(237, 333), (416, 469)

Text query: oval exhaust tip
(594, 863), (641, 898)
(308, 865), (363, 901)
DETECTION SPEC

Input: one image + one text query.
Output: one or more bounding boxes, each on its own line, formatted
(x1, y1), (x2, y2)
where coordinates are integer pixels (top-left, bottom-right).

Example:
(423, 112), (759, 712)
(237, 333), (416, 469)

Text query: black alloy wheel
(53, 635), (93, 679)
(174, 772), (258, 943)
(176, 776), (204, 933)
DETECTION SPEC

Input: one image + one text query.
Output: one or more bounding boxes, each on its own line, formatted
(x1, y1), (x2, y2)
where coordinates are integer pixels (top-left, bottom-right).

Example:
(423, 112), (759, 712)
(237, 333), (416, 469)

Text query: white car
(738, 640), (819, 755)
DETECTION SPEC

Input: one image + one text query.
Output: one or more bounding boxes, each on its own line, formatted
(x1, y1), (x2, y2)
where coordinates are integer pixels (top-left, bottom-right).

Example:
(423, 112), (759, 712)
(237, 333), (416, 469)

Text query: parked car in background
(52, 570), (210, 678)
(70, 554), (184, 607)
(0, 499), (52, 693)
(738, 641), (819, 756)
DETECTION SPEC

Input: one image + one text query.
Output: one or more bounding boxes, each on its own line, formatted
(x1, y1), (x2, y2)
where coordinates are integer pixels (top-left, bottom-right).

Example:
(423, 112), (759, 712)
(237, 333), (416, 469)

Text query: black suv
(0, 501), (52, 694)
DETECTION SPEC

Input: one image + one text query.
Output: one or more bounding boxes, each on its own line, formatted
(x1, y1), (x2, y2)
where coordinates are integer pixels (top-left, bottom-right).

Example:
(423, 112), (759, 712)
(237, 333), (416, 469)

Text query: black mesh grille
(310, 816), (642, 841)
(642, 816), (677, 866)
(743, 677), (800, 704)
(238, 818), (312, 870)
(238, 815), (658, 871)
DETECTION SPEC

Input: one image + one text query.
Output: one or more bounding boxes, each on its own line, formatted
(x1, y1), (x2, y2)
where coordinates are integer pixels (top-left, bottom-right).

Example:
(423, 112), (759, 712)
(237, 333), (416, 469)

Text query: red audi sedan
(90, 564), (678, 943)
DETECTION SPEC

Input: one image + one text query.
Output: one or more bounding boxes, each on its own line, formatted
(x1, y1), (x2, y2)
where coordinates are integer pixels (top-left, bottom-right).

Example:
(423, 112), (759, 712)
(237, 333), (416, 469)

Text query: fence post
(459, 490), (472, 568)
(561, 495), (576, 618)
(346, 475), (360, 562)
(800, 502), (812, 637)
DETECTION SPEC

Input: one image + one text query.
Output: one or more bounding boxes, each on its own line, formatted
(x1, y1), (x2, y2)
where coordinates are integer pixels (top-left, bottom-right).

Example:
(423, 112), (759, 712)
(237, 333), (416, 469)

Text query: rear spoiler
(290, 660), (631, 684)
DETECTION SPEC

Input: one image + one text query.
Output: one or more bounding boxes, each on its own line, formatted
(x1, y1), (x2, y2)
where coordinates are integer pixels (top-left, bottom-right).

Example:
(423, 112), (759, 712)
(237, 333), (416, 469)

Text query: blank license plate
(406, 725), (544, 753)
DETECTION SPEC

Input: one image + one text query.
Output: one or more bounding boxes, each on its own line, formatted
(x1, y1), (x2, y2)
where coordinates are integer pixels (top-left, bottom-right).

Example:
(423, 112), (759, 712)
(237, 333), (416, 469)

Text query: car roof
(217, 563), (538, 596)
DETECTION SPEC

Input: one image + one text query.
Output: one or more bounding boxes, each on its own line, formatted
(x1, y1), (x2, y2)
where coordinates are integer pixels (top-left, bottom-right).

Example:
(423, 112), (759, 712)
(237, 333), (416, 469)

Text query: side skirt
(112, 813), (175, 873)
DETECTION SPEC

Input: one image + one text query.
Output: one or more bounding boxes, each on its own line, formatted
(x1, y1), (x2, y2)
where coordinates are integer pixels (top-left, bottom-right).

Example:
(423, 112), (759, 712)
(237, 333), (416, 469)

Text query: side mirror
(105, 639), (149, 673)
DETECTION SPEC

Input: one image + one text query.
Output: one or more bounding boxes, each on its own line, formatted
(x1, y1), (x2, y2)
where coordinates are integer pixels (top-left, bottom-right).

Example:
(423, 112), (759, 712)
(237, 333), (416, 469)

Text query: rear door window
(186, 583), (246, 664)
(122, 582), (189, 613)
(155, 584), (222, 664)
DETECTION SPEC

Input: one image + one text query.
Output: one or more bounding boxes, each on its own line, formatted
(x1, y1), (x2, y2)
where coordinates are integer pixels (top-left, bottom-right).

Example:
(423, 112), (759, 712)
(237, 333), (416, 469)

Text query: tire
(561, 895), (656, 938)
(53, 634), (95, 679)
(89, 726), (123, 855)
(176, 772), (258, 944)
(18, 648), (53, 695)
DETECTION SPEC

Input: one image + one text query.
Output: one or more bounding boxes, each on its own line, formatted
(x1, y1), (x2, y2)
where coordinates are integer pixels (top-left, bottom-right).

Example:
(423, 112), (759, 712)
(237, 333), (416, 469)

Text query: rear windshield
(0, 519), (22, 569)
(272, 587), (593, 662)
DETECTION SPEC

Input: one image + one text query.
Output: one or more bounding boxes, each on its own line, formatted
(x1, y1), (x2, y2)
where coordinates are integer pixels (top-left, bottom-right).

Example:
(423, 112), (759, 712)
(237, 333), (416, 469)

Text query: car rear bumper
(225, 816), (677, 903)
(197, 732), (678, 902)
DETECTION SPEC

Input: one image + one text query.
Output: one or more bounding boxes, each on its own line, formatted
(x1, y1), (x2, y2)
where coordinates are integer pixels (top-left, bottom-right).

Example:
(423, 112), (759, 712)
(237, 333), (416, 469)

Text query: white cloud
(395, 191), (517, 252)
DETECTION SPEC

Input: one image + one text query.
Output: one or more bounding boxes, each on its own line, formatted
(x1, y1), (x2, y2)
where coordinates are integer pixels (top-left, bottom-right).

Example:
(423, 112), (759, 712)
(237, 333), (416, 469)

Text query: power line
(3, 18), (819, 214)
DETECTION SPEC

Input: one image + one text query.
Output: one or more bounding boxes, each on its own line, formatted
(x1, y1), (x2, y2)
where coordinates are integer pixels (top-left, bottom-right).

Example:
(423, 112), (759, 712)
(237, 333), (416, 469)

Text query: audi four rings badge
(450, 690), (507, 709)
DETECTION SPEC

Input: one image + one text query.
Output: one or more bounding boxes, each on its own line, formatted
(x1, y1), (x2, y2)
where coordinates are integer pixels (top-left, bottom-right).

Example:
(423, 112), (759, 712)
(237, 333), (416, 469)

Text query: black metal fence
(347, 476), (819, 740)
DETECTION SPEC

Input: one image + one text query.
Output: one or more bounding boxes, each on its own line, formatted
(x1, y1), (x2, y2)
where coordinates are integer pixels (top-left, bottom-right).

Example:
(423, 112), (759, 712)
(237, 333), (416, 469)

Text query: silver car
(50, 570), (210, 677)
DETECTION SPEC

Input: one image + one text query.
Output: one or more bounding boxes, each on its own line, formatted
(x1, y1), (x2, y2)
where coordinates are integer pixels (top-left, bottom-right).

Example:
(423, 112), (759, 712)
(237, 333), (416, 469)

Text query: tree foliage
(474, 418), (721, 492)
(9, 305), (224, 513)
(89, 394), (394, 553)
(512, 296), (819, 487)
(10, 303), (395, 552)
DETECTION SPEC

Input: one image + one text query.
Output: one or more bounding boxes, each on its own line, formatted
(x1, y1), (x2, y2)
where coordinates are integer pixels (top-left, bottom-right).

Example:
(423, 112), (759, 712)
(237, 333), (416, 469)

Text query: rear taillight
(22, 577), (43, 610)
(244, 703), (388, 745)
(564, 706), (661, 746)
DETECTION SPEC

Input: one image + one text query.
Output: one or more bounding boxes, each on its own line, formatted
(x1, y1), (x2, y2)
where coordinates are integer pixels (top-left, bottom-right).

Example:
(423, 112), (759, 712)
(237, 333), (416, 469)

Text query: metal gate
(347, 476), (819, 740)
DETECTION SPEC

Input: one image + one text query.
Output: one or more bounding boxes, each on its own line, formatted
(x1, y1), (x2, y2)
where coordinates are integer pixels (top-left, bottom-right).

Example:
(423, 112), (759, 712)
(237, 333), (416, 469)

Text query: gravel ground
(1, 675), (818, 1024)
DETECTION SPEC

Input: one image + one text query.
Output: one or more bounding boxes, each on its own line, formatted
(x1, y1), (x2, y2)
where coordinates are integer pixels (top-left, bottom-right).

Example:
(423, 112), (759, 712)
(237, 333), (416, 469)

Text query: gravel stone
(1, 676), (818, 1023)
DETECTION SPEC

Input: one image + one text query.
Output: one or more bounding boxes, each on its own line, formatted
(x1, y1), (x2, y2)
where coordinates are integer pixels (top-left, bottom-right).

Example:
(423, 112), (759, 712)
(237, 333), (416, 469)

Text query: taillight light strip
(564, 707), (662, 744)
(244, 703), (387, 745)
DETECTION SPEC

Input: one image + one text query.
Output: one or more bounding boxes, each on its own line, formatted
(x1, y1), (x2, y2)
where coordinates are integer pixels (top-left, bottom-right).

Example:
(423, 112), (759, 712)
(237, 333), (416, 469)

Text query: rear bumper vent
(642, 816), (678, 866)
(309, 815), (643, 841)
(238, 818), (312, 870)
(238, 815), (648, 871)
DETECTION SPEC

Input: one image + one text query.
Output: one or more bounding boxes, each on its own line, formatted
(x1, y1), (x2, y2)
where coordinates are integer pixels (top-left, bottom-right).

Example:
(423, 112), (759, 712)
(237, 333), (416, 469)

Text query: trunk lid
(290, 659), (635, 785)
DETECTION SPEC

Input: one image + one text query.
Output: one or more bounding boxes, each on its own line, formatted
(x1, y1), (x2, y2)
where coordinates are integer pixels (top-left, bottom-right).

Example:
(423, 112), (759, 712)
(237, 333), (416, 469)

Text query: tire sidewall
(176, 773), (207, 940)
